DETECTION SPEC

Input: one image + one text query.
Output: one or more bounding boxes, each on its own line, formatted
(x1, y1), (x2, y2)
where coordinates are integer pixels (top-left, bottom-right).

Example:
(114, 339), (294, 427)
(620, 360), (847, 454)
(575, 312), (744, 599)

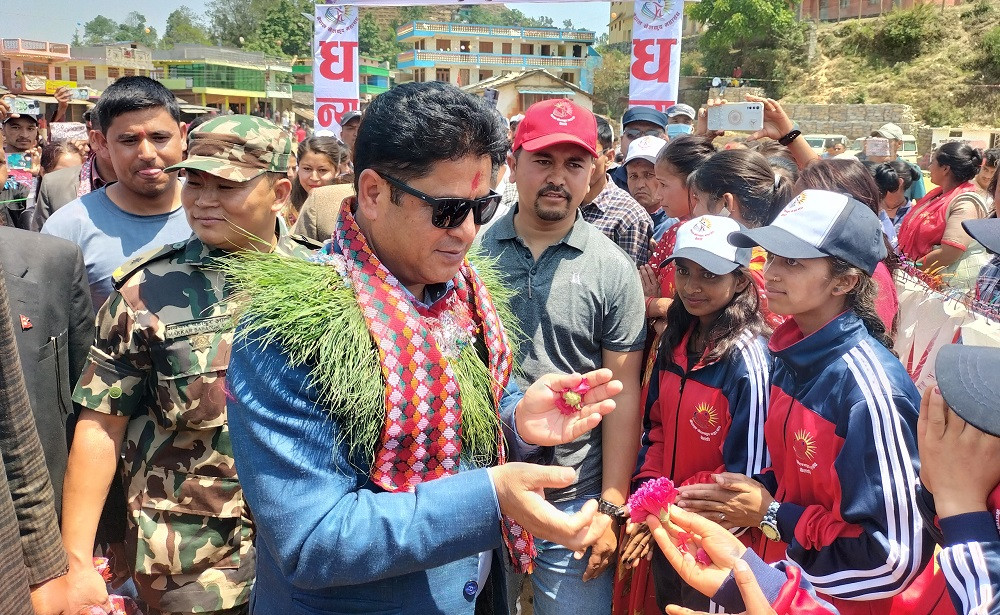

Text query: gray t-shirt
(479, 206), (646, 502)
(41, 186), (192, 312)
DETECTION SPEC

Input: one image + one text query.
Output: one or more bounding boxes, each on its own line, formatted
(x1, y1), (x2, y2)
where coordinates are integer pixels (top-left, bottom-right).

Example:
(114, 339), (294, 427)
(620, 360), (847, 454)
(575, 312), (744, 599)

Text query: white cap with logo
(624, 135), (668, 166)
(664, 215), (751, 274)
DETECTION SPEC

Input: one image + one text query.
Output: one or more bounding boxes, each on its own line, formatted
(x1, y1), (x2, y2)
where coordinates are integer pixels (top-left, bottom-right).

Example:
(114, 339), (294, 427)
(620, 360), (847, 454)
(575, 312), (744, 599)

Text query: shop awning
(516, 87), (575, 96)
(178, 103), (216, 115)
(293, 106), (314, 122)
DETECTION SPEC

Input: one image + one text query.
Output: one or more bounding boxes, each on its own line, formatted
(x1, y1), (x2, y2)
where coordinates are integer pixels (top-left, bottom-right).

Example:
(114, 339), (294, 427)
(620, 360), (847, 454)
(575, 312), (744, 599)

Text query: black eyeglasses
(380, 172), (503, 229)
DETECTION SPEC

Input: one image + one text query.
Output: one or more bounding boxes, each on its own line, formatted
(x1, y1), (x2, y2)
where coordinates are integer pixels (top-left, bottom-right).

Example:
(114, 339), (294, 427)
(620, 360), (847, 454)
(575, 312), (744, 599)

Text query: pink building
(1, 38), (72, 94)
(798, 0), (961, 21)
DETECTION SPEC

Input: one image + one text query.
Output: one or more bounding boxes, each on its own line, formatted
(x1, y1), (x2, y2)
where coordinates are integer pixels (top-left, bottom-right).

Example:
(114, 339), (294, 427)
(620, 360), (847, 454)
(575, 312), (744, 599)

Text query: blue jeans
(504, 495), (613, 615)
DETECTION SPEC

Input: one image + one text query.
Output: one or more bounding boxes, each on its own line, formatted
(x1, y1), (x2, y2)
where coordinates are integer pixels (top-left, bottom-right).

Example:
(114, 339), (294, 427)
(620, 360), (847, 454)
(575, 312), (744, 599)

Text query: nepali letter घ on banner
(313, 4), (361, 136)
(628, 0), (683, 113)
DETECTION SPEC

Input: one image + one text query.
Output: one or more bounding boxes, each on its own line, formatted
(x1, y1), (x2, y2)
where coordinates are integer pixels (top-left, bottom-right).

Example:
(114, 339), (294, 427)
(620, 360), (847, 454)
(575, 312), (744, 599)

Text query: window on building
(23, 61), (48, 76)
(436, 39), (451, 51)
(459, 68), (470, 85)
(54, 66), (63, 79)
(84, 66), (97, 80)
(124, 68), (135, 77)
(541, 44), (551, 56)
(479, 70), (493, 80)
(520, 93), (563, 110)
(573, 45), (583, 58)
(108, 67), (120, 79)
(460, 40), (471, 52)
(819, 0), (828, 6)
(839, 0), (849, 7)
(435, 67), (450, 82)
(560, 72), (575, 84)
(480, 41), (494, 53)
(502, 42), (512, 54)
(68, 66), (78, 81)
(557, 45), (566, 56)
(520, 43), (534, 55)
(414, 68), (426, 82)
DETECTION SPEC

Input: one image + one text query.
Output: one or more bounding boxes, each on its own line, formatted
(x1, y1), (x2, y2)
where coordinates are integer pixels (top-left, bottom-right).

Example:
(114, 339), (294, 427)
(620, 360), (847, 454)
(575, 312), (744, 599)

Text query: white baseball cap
(624, 135), (668, 166)
(729, 190), (887, 275)
(664, 216), (751, 274)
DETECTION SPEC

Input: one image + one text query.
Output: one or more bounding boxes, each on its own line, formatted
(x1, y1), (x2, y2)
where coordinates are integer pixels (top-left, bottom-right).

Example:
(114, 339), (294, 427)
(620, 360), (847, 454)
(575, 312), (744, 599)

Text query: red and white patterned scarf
(334, 200), (536, 573)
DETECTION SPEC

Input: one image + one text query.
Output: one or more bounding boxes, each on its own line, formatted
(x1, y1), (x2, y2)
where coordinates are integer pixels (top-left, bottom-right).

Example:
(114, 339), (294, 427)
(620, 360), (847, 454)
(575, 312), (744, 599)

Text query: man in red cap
(479, 99), (645, 615)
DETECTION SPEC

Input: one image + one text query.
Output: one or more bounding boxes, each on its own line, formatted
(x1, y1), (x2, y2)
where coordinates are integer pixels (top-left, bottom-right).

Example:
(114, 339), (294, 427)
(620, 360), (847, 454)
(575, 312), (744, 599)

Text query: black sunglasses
(623, 127), (664, 140)
(380, 172), (502, 229)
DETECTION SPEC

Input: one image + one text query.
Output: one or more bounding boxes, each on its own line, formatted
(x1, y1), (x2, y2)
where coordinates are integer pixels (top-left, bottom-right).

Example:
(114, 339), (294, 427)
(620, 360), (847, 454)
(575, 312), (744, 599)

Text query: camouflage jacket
(73, 232), (317, 614)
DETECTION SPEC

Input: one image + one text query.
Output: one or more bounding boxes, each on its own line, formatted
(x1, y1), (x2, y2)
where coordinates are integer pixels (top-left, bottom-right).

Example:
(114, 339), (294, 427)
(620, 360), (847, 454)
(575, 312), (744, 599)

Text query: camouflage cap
(166, 115), (291, 182)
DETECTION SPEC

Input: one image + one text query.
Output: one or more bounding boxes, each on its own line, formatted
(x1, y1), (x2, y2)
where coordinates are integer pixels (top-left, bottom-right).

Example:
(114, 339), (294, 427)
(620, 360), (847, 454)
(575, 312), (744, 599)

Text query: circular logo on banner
(317, 4), (359, 34)
(635, 0), (683, 28)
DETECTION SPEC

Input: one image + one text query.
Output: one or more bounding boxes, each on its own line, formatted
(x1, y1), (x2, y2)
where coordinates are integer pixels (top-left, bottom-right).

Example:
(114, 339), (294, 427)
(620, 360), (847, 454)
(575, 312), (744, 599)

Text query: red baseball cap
(512, 99), (598, 158)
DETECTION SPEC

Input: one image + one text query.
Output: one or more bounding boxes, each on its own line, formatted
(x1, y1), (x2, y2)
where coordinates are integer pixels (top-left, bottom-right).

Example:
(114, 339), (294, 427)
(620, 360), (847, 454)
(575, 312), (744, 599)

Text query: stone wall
(778, 103), (919, 140)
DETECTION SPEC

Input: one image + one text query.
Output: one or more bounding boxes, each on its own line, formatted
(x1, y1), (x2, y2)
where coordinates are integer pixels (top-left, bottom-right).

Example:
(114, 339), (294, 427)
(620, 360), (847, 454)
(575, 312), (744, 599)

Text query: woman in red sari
(898, 143), (986, 271)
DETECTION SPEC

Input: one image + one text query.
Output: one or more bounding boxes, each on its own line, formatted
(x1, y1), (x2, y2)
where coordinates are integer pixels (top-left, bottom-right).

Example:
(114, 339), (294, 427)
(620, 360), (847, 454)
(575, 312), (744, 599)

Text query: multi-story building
(0, 38), (71, 94)
(153, 45), (293, 115)
(608, 1), (703, 52)
(396, 21), (601, 93)
(291, 56), (393, 101)
(61, 43), (154, 92)
(797, 0), (960, 21)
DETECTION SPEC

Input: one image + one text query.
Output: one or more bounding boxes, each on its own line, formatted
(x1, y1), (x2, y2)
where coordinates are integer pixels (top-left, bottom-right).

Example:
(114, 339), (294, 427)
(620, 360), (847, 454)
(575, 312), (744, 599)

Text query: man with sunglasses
(220, 82), (624, 615)
(480, 98), (645, 615)
(610, 107), (667, 192)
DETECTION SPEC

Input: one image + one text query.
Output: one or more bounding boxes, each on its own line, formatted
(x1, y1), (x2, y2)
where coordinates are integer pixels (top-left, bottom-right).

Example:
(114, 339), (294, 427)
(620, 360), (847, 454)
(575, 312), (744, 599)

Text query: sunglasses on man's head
(623, 127), (664, 140)
(380, 173), (502, 229)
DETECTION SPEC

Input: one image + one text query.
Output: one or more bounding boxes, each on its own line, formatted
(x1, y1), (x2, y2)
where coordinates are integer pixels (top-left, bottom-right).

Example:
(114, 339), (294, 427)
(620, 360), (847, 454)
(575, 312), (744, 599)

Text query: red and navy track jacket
(938, 512), (1000, 615)
(635, 327), (771, 487)
(753, 311), (930, 614)
(713, 550), (838, 615)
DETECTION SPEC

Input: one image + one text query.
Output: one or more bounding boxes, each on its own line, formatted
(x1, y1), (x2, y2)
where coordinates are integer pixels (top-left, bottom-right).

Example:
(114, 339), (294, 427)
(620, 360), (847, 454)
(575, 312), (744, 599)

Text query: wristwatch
(777, 129), (802, 146)
(597, 498), (629, 524)
(759, 500), (782, 541)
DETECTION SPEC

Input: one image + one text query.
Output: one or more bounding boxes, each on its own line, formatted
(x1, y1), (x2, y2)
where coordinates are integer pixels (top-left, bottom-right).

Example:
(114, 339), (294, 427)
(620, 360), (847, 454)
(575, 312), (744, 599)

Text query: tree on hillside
(687, 0), (806, 95)
(245, 0), (312, 57)
(359, 12), (404, 65)
(592, 47), (630, 120)
(205, 0), (272, 47)
(162, 6), (212, 48)
(81, 15), (118, 45)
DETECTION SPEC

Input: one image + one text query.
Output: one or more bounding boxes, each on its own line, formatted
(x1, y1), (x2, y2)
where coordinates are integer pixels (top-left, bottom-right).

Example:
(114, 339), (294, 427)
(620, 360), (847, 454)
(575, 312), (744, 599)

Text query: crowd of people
(0, 75), (998, 615)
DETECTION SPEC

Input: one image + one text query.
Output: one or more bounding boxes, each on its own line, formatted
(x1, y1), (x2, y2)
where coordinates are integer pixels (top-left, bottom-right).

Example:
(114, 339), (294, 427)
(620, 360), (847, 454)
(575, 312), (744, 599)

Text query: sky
(1, 1), (613, 44)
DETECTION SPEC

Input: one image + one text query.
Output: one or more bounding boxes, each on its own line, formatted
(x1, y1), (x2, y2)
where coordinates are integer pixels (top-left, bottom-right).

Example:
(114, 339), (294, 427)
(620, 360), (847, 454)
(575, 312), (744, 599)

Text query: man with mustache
(40, 76), (191, 312)
(480, 99), (646, 615)
(623, 135), (670, 241)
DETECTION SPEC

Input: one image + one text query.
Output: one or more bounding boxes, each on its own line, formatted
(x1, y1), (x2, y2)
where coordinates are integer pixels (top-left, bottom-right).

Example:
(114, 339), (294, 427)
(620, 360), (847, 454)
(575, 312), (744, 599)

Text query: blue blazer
(227, 330), (529, 614)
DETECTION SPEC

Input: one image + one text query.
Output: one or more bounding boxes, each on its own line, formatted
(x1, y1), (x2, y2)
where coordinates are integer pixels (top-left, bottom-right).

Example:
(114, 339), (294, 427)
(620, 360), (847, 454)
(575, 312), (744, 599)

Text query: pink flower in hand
(547, 380), (591, 415)
(628, 477), (679, 524)
(695, 548), (712, 566)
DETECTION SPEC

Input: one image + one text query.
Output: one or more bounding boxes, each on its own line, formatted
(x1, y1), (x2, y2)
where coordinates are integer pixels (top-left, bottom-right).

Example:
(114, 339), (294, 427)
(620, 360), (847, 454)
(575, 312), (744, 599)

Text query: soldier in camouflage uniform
(61, 115), (320, 615)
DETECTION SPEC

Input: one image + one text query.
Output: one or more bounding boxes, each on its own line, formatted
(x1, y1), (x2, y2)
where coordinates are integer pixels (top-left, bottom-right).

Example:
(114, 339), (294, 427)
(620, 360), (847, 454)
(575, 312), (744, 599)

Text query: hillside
(777, 1), (1000, 127)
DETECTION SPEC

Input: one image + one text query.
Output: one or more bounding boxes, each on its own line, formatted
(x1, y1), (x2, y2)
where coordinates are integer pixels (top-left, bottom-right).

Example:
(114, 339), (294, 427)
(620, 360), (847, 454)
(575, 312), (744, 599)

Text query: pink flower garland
(628, 476), (679, 524)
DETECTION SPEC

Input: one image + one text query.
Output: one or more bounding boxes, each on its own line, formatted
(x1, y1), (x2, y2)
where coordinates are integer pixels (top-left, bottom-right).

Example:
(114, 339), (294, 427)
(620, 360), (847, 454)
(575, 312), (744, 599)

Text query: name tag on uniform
(164, 316), (232, 339)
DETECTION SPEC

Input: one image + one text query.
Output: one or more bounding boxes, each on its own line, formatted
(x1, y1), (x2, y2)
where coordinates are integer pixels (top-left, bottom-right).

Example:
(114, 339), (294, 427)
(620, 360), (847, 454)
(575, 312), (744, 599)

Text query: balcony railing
(265, 81), (293, 97)
(153, 46), (290, 70)
(397, 21), (595, 43)
(398, 49), (587, 69)
(2, 38), (71, 58)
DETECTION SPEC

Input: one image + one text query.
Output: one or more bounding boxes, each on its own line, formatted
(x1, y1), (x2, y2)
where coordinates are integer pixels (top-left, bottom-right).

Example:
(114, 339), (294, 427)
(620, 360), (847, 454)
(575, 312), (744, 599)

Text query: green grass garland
(217, 247), (519, 470)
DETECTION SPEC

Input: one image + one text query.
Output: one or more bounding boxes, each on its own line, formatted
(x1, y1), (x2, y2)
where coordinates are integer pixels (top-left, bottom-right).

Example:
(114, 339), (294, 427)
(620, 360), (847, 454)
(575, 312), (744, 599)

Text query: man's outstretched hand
(491, 462), (611, 554)
(516, 369), (622, 446)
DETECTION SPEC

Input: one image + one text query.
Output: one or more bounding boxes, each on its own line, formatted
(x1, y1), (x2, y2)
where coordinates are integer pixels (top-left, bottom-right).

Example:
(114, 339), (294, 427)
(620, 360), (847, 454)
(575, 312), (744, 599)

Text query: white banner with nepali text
(628, 0), (683, 112)
(314, 4), (361, 136)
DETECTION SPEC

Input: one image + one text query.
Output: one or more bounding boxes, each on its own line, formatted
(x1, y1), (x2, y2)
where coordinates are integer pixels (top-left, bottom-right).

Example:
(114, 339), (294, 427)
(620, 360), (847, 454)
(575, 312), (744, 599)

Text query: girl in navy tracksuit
(676, 190), (931, 615)
(614, 215), (772, 614)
